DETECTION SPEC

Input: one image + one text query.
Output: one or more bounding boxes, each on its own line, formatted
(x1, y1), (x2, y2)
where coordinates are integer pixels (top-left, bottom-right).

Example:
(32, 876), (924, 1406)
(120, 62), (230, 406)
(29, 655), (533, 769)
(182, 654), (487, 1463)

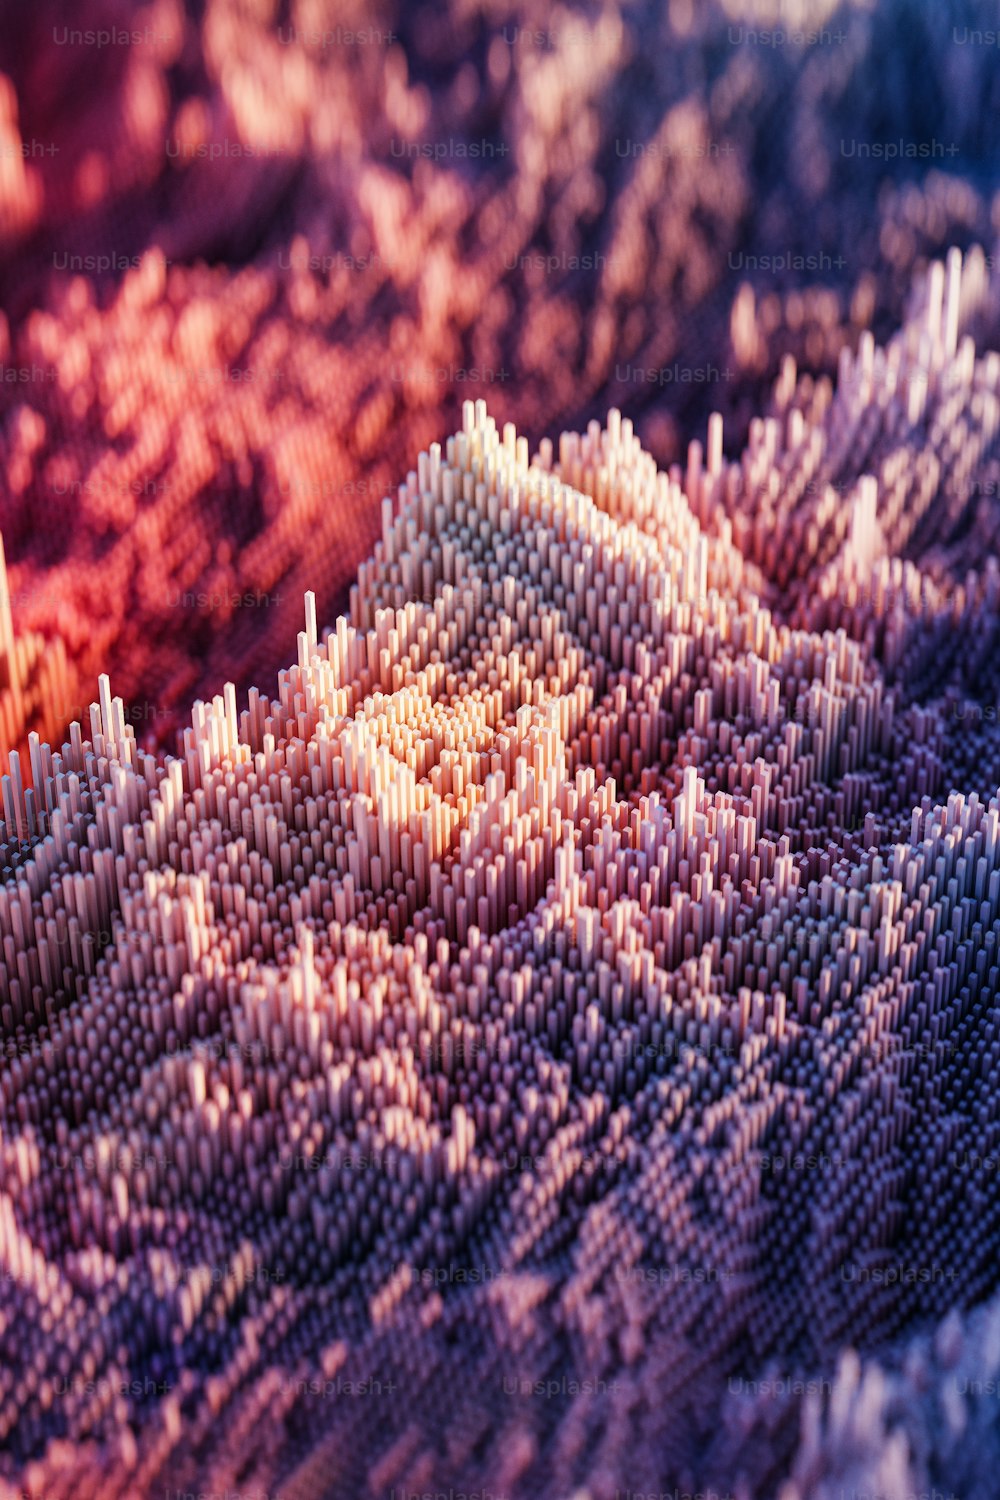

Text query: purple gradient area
(0, 4), (999, 1500)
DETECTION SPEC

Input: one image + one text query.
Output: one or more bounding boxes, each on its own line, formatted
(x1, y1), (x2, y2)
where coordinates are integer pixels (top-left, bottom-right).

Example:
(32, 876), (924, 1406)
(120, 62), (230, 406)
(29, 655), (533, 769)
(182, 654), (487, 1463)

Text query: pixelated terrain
(2, 3), (1000, 1499)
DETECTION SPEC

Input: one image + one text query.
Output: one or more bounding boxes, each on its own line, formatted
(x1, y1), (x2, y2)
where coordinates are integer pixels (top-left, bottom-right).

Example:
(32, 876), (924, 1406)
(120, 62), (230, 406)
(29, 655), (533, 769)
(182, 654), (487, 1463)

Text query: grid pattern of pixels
(2, 242), (1000, 1497)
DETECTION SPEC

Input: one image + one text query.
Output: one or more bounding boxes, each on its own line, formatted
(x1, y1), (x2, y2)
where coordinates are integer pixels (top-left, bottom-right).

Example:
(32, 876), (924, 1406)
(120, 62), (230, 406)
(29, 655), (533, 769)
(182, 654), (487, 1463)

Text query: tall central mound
(3, 360), (1000, 1499)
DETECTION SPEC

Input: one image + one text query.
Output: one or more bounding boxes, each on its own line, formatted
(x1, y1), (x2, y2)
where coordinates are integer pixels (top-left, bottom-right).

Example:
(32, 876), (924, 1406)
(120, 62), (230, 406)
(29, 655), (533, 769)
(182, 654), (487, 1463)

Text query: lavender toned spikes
(1, 239), (1000, 1497)
(4, 0), (1000, 771)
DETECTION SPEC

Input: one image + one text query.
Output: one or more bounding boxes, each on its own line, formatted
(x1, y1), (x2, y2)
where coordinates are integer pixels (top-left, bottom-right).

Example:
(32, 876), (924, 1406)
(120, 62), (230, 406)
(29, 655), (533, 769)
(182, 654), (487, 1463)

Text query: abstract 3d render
(2, 2), (1000, 1500)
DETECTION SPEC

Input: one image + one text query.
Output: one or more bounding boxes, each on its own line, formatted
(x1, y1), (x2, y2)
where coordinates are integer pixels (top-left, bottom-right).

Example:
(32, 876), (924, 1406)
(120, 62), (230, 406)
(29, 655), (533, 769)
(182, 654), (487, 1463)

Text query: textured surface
(1, 0), (999, 757)
(3, 238), (1000, 1496)
(2, 2), (1000, 1498)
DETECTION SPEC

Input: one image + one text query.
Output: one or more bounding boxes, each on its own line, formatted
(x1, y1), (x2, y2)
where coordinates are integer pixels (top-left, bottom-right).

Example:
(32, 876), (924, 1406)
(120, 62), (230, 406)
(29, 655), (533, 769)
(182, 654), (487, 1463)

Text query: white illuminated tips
(1, 245), (1000, 1500)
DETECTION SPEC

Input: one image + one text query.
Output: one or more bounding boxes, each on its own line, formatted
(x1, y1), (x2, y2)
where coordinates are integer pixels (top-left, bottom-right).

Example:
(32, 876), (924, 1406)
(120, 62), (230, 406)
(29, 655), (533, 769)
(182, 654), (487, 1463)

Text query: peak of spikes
(4, 256), (1000, 1499)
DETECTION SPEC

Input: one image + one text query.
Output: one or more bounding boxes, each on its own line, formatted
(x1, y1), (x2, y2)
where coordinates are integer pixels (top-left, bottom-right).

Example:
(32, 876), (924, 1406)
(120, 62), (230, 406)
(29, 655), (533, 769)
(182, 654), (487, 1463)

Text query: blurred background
(0, 0), (998, 761)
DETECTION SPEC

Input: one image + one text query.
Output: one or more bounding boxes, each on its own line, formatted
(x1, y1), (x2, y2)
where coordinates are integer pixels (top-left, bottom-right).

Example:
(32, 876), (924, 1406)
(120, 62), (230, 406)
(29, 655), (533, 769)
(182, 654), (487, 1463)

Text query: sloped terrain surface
(3, 242), (1000, 1495)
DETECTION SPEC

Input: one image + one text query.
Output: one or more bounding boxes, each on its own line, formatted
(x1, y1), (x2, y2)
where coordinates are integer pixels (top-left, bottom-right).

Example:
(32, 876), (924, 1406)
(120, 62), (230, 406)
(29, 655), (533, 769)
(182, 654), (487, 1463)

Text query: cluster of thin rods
(1, 244), (1000, 1498)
